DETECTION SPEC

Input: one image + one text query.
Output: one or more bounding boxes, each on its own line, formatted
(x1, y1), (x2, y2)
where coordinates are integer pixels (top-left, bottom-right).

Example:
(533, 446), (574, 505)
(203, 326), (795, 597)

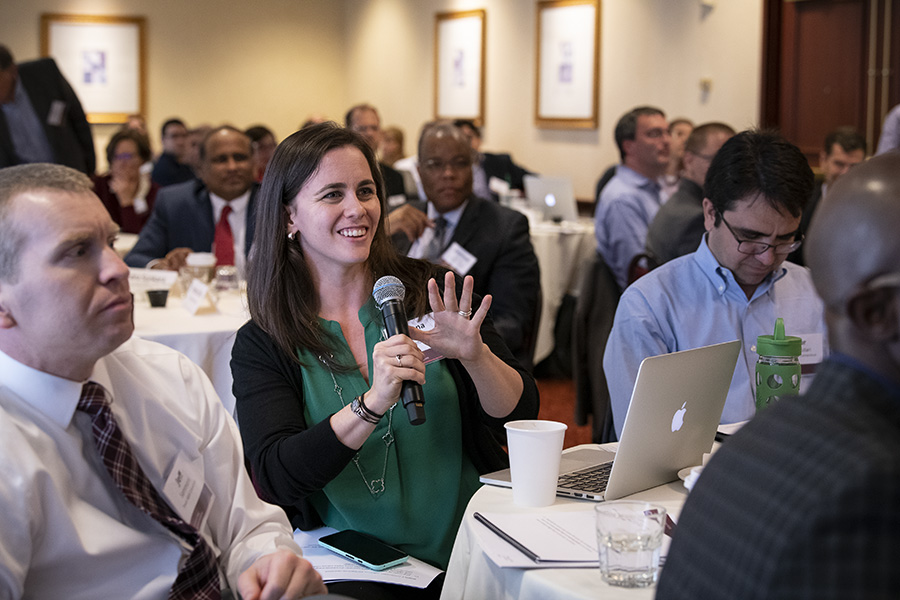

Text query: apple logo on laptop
(544, 193), (557, 207)
(671, 402), (687, 432)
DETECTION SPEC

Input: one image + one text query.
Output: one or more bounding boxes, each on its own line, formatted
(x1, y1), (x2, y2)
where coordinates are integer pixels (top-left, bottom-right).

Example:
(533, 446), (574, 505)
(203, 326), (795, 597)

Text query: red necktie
(214, 205), (235, 266)
(78, 382), (221, 600)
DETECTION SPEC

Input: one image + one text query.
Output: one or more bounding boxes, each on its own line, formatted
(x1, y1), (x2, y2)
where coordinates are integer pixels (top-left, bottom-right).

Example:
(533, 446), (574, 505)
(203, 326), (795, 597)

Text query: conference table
(440, 442), (690, 600)
(527, 217), (596, 364)
(132, 289), (249, 416)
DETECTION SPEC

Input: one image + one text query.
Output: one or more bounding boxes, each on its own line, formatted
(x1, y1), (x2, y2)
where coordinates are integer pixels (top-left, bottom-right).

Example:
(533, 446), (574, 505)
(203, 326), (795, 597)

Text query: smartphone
(318, 530), (410, 571)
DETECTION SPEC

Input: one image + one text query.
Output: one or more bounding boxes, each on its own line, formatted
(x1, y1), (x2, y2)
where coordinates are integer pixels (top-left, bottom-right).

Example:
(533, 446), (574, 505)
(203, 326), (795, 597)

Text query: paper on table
(472, 511), (599, 568)
(293, 527), (443, 588)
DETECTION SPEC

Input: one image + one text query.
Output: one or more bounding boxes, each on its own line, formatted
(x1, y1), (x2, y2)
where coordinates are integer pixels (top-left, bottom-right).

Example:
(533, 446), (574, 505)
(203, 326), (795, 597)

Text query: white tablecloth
(132, 291), (249, 416)
(529, 219), (596, 364)
(440, 444), (689, 600)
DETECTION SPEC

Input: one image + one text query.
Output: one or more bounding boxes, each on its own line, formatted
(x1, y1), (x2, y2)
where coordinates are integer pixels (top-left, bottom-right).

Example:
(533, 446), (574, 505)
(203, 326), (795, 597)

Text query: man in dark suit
(657, 151), (900, 599)
(453, 119), (533, 202)
(393, 121), (541, 369)
(344, 103), (407, 205)
(150, 118), (195, 187)
(126, 126), (257, 273)
(0, 45), (95, 174)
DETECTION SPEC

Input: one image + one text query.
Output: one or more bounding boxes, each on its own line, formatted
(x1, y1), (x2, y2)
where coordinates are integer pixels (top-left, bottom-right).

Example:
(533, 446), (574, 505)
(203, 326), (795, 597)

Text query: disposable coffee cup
(504, 420), (567, 507)
(146, 289), (169, 308)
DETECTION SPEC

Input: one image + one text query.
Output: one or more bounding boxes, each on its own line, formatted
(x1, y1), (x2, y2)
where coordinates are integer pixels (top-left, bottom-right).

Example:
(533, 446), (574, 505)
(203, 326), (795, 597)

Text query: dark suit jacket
(657, 358), (900, 600)
(481, 152), (533, 201)
(380, 161), (406, 200)
(0, 58), (95, 174)
(646, 177), (705, 264)
(125, 179), (258, 267)
(392, 196), (541, 368)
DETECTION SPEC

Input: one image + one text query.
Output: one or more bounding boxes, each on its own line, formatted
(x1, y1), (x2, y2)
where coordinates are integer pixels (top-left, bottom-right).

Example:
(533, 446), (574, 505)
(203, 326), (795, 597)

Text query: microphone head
(373, 275), (406, 308)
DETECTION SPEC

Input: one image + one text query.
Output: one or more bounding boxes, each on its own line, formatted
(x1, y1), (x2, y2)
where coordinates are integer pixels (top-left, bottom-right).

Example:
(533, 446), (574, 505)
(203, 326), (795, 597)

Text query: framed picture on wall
(434, 9), (486, 125)
(535, 0), (600, 129)
(40, 13), (146, 124)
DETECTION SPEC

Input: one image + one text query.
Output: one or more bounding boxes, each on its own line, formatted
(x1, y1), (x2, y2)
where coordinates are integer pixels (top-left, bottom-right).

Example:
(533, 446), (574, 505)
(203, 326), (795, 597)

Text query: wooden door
(761, 0), (900, 163)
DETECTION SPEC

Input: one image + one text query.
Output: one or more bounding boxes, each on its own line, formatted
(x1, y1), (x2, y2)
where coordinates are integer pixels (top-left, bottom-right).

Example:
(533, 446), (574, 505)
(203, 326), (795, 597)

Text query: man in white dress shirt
(0, 163), (326, 599)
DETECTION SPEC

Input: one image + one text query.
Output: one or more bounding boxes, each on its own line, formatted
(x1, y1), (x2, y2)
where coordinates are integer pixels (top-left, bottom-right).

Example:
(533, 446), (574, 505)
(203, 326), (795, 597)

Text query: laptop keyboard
(557, 462), (613, 493)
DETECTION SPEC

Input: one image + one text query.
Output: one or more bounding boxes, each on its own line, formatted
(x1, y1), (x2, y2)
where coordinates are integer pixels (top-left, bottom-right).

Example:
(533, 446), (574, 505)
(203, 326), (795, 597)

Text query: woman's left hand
(410, 271), (490, 363)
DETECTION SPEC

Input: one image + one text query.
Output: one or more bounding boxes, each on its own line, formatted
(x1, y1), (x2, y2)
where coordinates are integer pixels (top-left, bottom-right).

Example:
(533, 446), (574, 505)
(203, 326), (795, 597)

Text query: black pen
(473, 512), (542, 563)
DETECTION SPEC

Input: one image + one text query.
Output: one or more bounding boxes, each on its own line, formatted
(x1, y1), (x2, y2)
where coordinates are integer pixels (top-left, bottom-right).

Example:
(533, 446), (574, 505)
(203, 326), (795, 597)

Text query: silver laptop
(480, 340), (741, 501)
(523, 174), (579, 223)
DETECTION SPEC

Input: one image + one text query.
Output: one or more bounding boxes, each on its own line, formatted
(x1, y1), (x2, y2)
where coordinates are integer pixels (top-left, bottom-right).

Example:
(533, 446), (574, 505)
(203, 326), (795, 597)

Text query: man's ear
(0, 289), (16, 329)
(702, 197), (716, 232)
(846, 287), (898, 343)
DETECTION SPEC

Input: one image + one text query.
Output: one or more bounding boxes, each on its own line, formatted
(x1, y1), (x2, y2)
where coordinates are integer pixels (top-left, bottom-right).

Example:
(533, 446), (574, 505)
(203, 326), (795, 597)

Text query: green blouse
(299, 298), (481, 569)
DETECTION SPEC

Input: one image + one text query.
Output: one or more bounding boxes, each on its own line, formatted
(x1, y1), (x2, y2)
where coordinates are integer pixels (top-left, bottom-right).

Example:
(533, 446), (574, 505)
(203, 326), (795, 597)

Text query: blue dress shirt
(593, 165), (663, 290)
(604, 235), (828, 436)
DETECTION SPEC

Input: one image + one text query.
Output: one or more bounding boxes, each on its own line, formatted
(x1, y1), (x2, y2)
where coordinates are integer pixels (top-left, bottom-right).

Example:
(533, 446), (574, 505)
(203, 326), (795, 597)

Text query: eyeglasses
(717, 211), (803, 256)
(421, 157), (472, 173)
(113, 152), (136, 161)
(862, 271), (900, 292)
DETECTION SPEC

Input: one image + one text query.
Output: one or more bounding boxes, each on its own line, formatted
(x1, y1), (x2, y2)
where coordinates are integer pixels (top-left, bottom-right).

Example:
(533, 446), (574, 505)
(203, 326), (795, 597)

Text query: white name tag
(798, 332), (824, 365)
(440, 242), (477, 276)
(163, 452), (215, 530)
(128, 268), (178, 292)
(47, 100), (66, 126)
(182, 279), (215, 315)
(409, 312), (444, 364)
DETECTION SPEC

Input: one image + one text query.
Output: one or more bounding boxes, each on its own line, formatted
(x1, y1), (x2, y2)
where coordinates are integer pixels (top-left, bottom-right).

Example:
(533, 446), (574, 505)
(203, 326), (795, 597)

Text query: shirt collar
(0, 348), (85, 428)
(616, 165), (661, 191)
(209, 189), (251, 215)
(693, 234), (788, 299)
(426, 198), (468, 228)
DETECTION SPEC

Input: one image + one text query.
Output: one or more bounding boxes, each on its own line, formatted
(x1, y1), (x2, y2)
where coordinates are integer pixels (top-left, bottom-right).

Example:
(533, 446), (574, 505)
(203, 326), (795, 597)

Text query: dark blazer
(125, 179), (259, 267)
(0, 58), (95, 174)
(393, 196), (541, 368)
(657, 358), (900, 600)
(380, 161), (407, 200)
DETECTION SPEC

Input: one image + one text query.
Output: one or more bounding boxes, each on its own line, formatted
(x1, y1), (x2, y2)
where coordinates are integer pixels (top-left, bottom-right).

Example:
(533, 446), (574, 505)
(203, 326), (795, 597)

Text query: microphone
(372, 276), (426, 425)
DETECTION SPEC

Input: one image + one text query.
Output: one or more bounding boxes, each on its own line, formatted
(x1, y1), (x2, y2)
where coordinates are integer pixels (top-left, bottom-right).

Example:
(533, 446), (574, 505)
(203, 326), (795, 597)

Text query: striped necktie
(422, 216), (448, 261)
(78, 382), (221, 600)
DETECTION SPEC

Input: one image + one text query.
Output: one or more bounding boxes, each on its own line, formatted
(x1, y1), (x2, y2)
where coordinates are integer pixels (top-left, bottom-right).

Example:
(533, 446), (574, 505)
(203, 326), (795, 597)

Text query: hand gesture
(410, 272), (490, 363)
(367, 334), (426, 414)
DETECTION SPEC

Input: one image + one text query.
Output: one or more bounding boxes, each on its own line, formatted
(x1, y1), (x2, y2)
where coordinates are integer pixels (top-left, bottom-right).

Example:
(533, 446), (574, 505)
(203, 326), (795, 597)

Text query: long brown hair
(246, 121), (437, 370)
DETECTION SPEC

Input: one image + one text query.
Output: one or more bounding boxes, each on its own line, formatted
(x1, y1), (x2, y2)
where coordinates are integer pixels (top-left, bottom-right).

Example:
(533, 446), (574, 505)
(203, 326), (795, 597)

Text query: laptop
(523, 174), (579, 223)
(480, 340), (741, 501)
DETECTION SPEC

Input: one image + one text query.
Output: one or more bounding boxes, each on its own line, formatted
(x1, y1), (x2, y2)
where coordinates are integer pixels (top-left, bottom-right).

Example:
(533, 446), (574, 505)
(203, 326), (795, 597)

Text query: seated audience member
(380, 125), (405, 166)
(0, 44), (95, 174)
(657, 151), (900, 600)
(661, 117), (693, 199)
(594, 106), (670, 291)
(392, 121), (541, 370)
(345, 103), (407, 204)
(0, 163), (326, 599)
(92, 128), (159, 234)
(230, 124), (538, 595)
(150, 118), (194, 187)
(126, 126), (258, 274)
(789, 126), (866, 266)
(453, 119), (534, 202)
(604, 130), (827, 437)
(245, 124), (277, 182)
(646, 122), (735, 263)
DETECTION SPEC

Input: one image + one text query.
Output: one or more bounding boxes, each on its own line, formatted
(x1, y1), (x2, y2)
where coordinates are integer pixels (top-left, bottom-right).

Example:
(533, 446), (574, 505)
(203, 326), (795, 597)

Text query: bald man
(657, 152), (900, 599)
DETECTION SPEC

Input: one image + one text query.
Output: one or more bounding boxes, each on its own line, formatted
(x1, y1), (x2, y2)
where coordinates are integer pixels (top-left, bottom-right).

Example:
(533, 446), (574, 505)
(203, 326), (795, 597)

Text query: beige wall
(3, 0), (763, 198)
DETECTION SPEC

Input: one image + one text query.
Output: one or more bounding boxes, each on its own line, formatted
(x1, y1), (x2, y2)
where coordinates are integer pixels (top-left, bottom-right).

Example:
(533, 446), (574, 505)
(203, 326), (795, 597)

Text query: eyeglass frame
(716, 210), (803, 256)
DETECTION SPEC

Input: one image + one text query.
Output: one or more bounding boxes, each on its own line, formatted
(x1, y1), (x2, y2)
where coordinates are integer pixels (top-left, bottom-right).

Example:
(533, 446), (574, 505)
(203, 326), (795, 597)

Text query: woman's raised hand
(410, 272), (491, 363)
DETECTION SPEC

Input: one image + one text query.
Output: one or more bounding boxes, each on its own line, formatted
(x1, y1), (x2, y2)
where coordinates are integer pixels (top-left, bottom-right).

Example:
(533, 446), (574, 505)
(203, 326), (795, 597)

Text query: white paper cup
(504, 420), (567, 507)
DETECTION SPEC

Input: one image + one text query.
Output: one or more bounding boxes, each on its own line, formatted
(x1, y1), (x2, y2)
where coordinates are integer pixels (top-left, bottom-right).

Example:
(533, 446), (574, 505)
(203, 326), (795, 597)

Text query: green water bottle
(755, 318), (802, 411)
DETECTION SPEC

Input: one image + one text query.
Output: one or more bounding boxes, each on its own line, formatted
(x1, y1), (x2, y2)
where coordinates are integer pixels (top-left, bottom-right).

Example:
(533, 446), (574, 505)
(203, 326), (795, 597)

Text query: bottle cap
(756, 317), (802, 357)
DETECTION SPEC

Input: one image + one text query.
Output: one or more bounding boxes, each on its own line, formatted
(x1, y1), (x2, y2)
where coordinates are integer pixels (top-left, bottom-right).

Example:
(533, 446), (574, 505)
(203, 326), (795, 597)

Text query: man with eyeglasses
(391, 121), (540, 370)
(646, 122), (736, 264)
(657, 149), (900, 600)
(604, 130), (828, 437)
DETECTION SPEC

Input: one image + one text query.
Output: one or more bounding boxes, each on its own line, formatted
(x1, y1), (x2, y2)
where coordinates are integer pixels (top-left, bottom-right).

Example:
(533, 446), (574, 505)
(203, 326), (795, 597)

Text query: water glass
(595, 501), (666, 588)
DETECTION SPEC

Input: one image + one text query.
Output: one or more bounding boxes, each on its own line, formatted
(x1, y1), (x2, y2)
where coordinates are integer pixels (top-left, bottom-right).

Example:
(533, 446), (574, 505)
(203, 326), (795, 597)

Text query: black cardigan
(231, 304), (540, 530)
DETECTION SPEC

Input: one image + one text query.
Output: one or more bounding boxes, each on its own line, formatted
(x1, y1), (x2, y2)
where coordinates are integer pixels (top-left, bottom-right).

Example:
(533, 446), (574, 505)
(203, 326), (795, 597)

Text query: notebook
(480, 340), (741, 501)
(523, 174), (579, 223)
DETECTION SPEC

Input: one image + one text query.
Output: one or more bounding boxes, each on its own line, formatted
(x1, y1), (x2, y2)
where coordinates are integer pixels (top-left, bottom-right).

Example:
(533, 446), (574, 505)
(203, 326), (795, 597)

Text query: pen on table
(473, 512), (541, 563)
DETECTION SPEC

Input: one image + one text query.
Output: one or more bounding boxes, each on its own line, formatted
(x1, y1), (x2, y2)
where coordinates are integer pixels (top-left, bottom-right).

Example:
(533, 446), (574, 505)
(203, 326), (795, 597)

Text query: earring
(287, 231), (296, 241)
